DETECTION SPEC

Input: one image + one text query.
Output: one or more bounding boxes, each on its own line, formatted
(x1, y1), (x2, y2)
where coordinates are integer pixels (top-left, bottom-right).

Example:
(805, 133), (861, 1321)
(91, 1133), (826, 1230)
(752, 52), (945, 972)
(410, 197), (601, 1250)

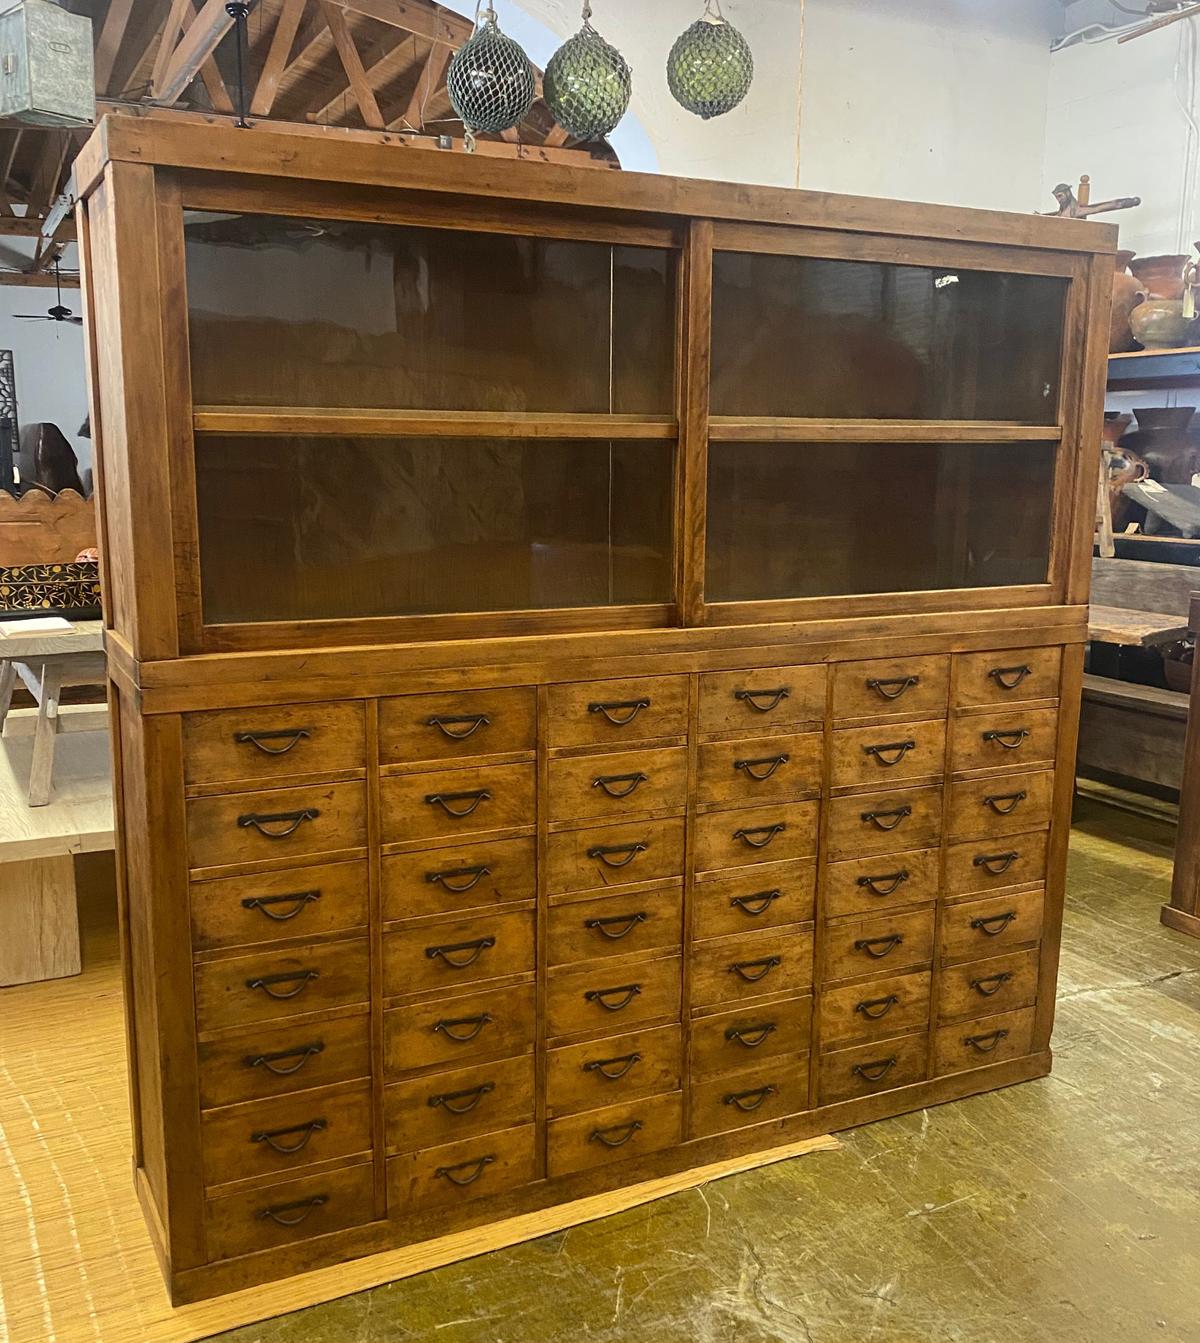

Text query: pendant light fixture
(543, 2), (632, 142)
(667, 0), (754, 121)
(447, 2), (537, 145)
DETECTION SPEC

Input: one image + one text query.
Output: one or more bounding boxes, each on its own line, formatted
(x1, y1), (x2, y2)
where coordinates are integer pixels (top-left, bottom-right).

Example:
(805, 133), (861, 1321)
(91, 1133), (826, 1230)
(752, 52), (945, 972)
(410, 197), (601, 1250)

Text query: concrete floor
(213, 802), (1200, 1343)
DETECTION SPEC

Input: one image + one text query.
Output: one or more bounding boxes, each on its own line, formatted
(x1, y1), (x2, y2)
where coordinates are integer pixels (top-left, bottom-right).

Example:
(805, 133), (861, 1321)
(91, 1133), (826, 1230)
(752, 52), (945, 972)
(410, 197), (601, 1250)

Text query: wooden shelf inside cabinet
(1107, 346), (1200, 391)
(192, 409), (680, 440)
(707, 420), (1064, 443)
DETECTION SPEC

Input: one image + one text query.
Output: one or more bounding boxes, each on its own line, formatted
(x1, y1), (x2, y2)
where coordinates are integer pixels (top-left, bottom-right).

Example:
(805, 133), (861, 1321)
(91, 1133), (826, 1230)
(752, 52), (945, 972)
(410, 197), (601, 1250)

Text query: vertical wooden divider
(677, 219), (714, 628)
(680, 671), (700, 1137)
(807, 664), (835, 1111)
(926, 657), (960, 1077)
(366, 698), (387, 1219)
(535, 686), (550, 1178)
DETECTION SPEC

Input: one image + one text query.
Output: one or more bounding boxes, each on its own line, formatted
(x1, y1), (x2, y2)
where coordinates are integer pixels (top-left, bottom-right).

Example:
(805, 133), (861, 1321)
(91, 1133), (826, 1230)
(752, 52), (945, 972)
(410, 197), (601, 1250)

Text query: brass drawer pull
(734, 753), (789, 781)
(238, 808), (319, 839)
(861, 805), (911, 831)
(427, 713), (490, 740)
(866, 675), (919, 701)
(989, 664), (1032, 690)
(730, 889), (781, 916)
(588, 698), (650, 726)
(589, 1120), (643, 1149)
(583, 1052), (642, 1080)
(432, 1012), (492, 1042)
(725, 1022), (776, 1048)
(724, 1085), (777, 1112)
(426, 936), (496, 968)
(855, 994), (898, 1020)
(983, 791), (1026, 815)
(854, 934), (903, 959)
(427, 864), (490, 893)
(973, 850), (1019, 876)
(592, 772), (649, 798)
(983, 728), (1029, 750)
(428, 1082), (494, 1114)
(584, 983), (641, 1012)
(425, 790), (491, 818)
(584, 912), (647, 940)
(245, 1042), (324, 1076)
(251, 1118), (326, 1155)
(971, 971), (1013, 997)
(257, 1194), (327, 1227)
(234, 728), (312, 755)
(246, 969), (319, 1000)
(734, 686), (790, 713)
(436, 1155), (494, 1186)
(971, 911), (1018, 936)
(856, 870), (909, 896)
(964, 1028), (1010, 1053)
(852, 1057), (897, 1084)
(241, 890), (320, 921)
(863, 740), (916, 766)
(587, 842), (647, 868)
(733, 823), (786, 849)
(730, 955), (781, 983)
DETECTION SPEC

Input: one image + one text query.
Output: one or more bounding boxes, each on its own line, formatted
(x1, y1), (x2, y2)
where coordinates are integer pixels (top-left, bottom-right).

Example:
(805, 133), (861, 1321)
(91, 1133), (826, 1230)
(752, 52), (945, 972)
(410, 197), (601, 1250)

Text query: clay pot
(1129, 253), (1190, 300)
(1127, 405), (1199, 484)
(1110, 250), (1148, 353)
(1102, 416), (1149, 528)
(1129, 298), (1191, 349)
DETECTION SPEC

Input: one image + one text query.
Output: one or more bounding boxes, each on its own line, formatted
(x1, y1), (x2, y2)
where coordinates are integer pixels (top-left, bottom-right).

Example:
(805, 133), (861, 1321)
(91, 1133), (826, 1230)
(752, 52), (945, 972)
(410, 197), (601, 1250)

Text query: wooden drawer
(383, 908), (534, 997)
(379, 687), (535, 766)
(935, 1006), (1037, 1075)
(195, 939), (369, 1035)
(381, 838), (536, 923)
(384, 981), (535, 1076)
(830, 719), (946, 789)
(388, 1124), (537, 1215)
(206, 1162), (375, 1263)
(546, 1023), (682, 1118)
(200, 1080), (373, 1188)
(938, 948), (1039, 1024)
(546, 816), (685, 895)
(547, 1090), (682, 1178)
(825, 786), (942, 860)
(190, 860), (368, 953)
(183, 701), (366, 789)
(699, 664), (827, 735)
(690, 1059), (810, 1138)
(690, 994), (812, 1078)
(385, 1054), (534, 1155)
(546, 954), (681, 1041)
(187, 781), (367, 872)
(197, 1012), (371, 1110)
(823, 848), (939, 920)
(548, 886), (682, 966)
(380, 763), (534, 846)
(696, 732), (822, 809)
(690, 926), (814, 1009)
(693, 800), (819, 875)
(547, 676), (689, 749)
(693, 861), (816, 941)
(940, 888), (1045, 964)
(944, 831), (1048, 896)
(819, 1032), (928, 1106)
(954, 646), (1062, 707)
(819, 970), (932, 1050)
(823, 907), (935, 983)
(950, 707), (1058, 774)
(947, 770), (1054, 843)
(547, 746), (687, 825)
(832, 655), (949, 721)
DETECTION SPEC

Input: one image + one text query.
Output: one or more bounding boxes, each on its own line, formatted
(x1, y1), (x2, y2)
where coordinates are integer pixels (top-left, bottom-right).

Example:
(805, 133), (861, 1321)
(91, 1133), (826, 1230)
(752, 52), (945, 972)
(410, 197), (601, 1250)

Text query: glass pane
(705, 440), (1054, 601)
(185, 213), (675, 414)
(711, 252), (1066, 422)
(195, 436), (674, 624)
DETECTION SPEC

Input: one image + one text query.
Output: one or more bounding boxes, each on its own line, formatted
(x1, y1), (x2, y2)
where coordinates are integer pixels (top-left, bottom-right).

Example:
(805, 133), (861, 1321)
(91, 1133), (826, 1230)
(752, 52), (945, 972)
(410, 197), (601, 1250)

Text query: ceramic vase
(1129, 253), (1190, 300)
(1110, 250), (1148, 353)
(1126, 405), (1199, 484)
(1129, 299), (1191, 349)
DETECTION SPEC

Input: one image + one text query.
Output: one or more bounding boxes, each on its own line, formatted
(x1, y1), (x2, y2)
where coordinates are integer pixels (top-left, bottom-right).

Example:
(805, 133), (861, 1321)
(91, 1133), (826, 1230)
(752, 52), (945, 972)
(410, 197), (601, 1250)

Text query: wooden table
(1088, 604), (1190, 648)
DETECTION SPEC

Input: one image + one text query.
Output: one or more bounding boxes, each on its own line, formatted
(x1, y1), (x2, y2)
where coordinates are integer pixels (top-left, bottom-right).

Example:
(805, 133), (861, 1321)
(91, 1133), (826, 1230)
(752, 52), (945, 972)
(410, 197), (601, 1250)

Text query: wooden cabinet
(79, 114), (1109, 1302)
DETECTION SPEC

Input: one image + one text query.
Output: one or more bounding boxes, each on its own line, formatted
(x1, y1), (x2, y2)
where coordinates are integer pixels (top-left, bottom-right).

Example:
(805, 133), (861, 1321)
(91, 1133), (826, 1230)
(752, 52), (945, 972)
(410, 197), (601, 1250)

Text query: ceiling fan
(14, 263), (82, 326)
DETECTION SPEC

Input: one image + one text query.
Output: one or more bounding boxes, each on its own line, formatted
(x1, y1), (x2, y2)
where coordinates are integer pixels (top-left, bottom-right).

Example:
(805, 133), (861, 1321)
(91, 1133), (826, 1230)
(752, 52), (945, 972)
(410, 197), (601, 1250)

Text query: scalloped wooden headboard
(0, 489), (96, 567)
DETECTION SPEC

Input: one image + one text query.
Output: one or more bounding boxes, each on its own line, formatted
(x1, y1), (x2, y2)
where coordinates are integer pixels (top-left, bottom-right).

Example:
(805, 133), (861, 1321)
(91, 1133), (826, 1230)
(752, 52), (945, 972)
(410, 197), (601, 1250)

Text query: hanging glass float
(447, 3), (536, 139)
(667, 0), (754, 120)
(544, 2), (632, 142)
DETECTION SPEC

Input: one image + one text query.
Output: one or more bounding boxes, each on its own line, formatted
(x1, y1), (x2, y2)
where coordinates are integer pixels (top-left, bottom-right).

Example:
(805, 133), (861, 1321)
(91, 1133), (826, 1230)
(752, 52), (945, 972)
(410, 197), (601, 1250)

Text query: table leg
(28, 661), (64, 807)
(0, 659), (14, 733)
(0, 854), (81, 985)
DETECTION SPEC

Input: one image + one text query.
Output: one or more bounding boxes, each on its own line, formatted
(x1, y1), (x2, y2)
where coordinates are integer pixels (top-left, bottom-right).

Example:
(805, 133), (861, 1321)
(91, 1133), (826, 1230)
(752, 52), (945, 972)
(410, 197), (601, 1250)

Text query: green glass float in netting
(544, 2), (632, 142)
(447, 3), (536, 137)
(667, 0), (754, 121)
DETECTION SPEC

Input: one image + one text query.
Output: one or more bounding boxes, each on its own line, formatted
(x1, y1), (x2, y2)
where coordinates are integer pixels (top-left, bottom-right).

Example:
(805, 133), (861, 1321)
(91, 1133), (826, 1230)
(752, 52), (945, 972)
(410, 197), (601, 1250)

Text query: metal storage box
(0, 0), (93, 128)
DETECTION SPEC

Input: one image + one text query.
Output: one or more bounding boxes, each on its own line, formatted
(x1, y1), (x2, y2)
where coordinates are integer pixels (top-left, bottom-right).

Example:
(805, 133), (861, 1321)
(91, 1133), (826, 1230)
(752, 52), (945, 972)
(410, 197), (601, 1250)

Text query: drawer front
(823, 908), (935, 983)
(183, 701), (366, 788)
(187, 781), (367, 872)
(935, 1006), (1037, 1076)
(690, 994), (813, 1078)
(548, 886), (683, 966)
(699, 664), (827, 735)
(832, 655), (949, 721)
(383, 909), (535, 996)
(937, 948), (1040, 1024)
(819, 1032), (929, 1106)
(693, 800), (819, 875)
(825, 786), (942, 860)
(381, 838), (536, 923)
(546, 954), (682, 1041)
(947, 770), (1054, 843)
(546, 816), (685, 895)
(690, 1059), (810, 1139)
(201, 1080), (373, 1188)
(819, 970), (932, 1050)
(954, 646), (1062, 707)
(696, 732), (822, 809)
(546, 1023), (682, 1118)
(690, 926), (814, 1009)
(380, 763), (535, 846)
(940, 888), (1045, 964)
(385, 1054), (535, 1154)
(194, 939), (369, 1034)
(944, 831), (1048, 897)
(190, 860), (369, 953)
(547, 1090), (682, 1178)
(383, 982), (535, 1075)
(547, 746), (687, 825)
(693, 861), (817, 941)
(823, 848), (940, 920)
(197, 1012), (371, 1110)
(830, 719), (947, 789)
(950, 707), (1058, 774)
(389, 1123), (536, 1215)
(206, 1162), (375, 1262)
(547, 676), (689, 749)
(379, 687), (535, 766)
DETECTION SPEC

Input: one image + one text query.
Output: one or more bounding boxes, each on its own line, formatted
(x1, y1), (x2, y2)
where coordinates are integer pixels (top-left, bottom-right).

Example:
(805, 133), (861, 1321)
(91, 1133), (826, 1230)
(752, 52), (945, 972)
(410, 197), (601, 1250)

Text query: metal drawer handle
(234, 728), (312, 755)
(238, 808), (319, 839)
(425, 790), (490, 818)
(730, 889), (781, 916)
(436, 1155), (494, 1186)
(589, 1120), (643, 1148)
(428, 1082), (494, 1114)
(856, 870), (909, 896)
(251, 1118), (326, 1155)
(734, 753), (789, 782)
(734, 687), (790, 712)
(971, 911), (1017, 936)
(730, 955), (781, 983)
(733, 823), (785, 849)
(584, 912), (647, 940)
(983, 728), (1029, 750)
(427, 864), (490, 893)
(257, 1194), (327, 1227)
(854, 934), (903, 959)
(971, 971), (1013, 997)
(725, 1085), (777, 1112)
(588, 698), (650, 726)
(593, 772), (648, 798)
(855, 994), (898, 1019)
(245, 1042), (324, 1076)
(989, 664), (1032, 690)
(725, 1022), (776, 1048)
(864, 740), (916, 766)
(245, 969), (319, 1000)
(974, 850), (1019, 876)
(852, 1058), (897, 1084)
(983, 791), (1026, 815)
(587, 842), (647, 868)
(426, 936), (495, 968)
(964, 1028), (1010, 1053)
(583, 1052), (642, 1080)
(427, 713), (490, 740)
(866, 675), (919, 701)
(584, 983), (641, 1012)
(861, 805), (911, 831)
(432, 1012), (492, 1042)
(241, 890), (321, 921)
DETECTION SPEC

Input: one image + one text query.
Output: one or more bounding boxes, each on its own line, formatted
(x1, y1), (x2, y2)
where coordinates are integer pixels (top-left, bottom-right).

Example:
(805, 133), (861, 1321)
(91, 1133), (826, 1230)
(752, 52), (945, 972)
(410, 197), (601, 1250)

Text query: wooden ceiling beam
(389, 39), (451, 132)
(0, 269), (80, 288)
(311, 33), (414, 125)
(319, 1), (385, 129)
(333, 0), (463, 47)
(94, 0), (137, 95)
(250, 0), (307, 117)
(543, 125), (570, 149)
(151, 0), (197, 98)
(149, 0), (247, 106)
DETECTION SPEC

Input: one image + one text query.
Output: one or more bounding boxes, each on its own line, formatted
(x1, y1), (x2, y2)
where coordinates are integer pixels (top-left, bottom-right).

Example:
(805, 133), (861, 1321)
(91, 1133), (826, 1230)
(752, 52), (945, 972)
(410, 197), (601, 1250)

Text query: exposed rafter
(320, 0), (384, 128)
(390, 39), (450, 132)
(149, 0), (246, 106)
(251, 0), (307, 116)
